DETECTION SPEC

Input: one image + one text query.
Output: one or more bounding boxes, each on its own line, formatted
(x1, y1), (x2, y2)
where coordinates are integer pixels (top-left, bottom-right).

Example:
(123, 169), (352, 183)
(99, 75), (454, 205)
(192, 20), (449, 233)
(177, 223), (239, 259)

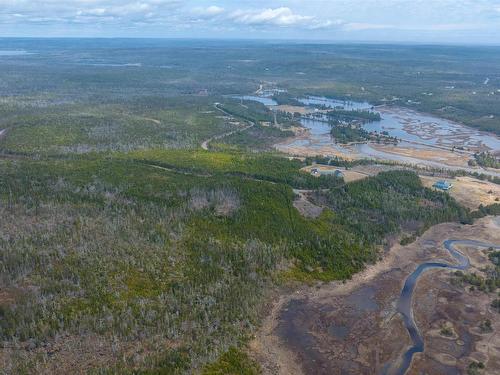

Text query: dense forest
(327, 109), (381, 123)
(330, 124), (371, 143)
(311, 171), (468, 252)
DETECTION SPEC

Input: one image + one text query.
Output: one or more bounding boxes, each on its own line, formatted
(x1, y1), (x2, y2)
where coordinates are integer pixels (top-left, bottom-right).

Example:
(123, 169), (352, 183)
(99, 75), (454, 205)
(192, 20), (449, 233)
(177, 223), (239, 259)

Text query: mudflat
(250, 217), (500, 375)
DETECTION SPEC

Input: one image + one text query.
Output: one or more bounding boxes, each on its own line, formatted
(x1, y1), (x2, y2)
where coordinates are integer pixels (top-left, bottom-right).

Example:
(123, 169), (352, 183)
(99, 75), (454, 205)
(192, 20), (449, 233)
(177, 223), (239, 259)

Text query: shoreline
(273, 124), (500, 177)
(302, 96), (500, 143)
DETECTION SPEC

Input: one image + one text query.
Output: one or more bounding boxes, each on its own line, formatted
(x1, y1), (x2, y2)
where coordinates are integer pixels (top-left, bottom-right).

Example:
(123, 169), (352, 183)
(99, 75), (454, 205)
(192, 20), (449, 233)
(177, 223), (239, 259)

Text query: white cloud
(192, 6), (338, 30)
(228, 7), (313, 27)
(77, 8), (108, 16)
(192, 5), (224, 17)
(188, 5), (339, 31)
(0, 0), (182, 24)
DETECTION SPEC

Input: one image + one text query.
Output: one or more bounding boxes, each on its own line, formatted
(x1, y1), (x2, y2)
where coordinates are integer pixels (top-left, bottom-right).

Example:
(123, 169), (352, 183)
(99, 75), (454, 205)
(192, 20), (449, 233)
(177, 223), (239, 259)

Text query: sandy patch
(274, 105), (316, 115)
(371, 143), (471, 168)
(275, 141), (356, 160)
(273, 127), (357, 160)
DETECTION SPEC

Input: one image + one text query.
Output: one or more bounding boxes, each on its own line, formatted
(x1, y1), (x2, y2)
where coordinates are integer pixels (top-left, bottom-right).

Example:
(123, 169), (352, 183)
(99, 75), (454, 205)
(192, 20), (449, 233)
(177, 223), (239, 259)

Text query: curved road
(201, 104), (255, 150)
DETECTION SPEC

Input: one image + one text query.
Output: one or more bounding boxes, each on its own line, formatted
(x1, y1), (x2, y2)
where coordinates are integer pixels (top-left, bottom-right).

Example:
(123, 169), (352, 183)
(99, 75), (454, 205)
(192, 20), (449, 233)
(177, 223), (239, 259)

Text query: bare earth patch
(274, 128), (356, 160)
(370, 143), (472, 168)
(292, 189), (324, 218)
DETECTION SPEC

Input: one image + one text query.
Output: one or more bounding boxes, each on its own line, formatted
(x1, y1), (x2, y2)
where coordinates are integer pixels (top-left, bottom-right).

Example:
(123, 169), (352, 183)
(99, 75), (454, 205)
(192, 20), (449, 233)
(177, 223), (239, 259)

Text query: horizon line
(1, 36), (500, 48)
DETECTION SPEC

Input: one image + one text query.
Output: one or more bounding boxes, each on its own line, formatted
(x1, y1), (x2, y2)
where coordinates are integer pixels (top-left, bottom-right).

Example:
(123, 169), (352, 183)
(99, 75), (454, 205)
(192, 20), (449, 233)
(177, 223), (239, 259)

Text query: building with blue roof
(433, 180), (453, 191)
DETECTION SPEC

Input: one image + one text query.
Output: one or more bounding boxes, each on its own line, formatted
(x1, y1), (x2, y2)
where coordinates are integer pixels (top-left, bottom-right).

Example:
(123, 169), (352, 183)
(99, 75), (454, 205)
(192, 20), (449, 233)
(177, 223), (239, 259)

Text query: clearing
(421, 175), (500, 210)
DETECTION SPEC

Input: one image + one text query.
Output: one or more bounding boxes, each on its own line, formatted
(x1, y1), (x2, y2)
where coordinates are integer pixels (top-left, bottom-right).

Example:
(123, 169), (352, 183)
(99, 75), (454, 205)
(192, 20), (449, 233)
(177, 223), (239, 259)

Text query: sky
(1, 0), (500, 44)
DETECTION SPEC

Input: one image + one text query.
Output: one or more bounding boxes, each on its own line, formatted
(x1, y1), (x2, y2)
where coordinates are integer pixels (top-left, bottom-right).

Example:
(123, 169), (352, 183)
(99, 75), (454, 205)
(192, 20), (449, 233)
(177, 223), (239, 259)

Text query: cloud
(77, 8), (109, 17)
(228, 7), (313, 27)
(0, 0), (182, 25)
(192, 5), (224, 17)
(224, 7), (343, 31)
(188, 5), (339, 31)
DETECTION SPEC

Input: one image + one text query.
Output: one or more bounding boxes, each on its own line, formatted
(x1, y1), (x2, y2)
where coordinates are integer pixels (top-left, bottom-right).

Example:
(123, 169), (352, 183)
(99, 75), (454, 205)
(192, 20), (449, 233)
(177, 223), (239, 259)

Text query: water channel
(388, 240), (500, 375)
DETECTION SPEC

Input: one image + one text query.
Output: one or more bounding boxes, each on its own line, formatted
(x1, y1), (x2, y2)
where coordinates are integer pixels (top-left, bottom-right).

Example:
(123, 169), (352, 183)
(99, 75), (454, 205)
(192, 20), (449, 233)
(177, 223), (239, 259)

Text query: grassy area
(202, 348), (261, 375)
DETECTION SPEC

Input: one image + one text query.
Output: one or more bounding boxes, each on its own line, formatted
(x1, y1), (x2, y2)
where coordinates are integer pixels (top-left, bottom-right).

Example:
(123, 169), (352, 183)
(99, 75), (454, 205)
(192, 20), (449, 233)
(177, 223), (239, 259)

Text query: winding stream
(389, 240), (500, 375)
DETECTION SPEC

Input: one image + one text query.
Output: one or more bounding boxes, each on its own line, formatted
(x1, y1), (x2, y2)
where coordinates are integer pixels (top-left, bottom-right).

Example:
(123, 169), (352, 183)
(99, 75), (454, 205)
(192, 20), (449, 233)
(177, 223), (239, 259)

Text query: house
(433, 180), (453, 191)
(311, 168), (345, 179)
